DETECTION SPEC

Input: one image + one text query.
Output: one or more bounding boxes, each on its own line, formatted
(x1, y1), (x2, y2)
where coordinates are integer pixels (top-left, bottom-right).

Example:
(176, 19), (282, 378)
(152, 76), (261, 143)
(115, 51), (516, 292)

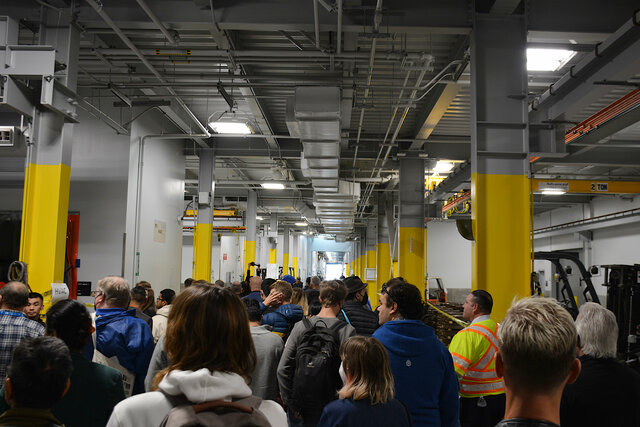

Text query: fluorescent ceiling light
(208, 121), (251, 134)
(527, 48), (576, 72)
(295, 222), (307, 226)
(541, 189), (567, 195)
(256, 216), (264, 220)
(261, 182), (285, 190)
(434, 161), (454, 174)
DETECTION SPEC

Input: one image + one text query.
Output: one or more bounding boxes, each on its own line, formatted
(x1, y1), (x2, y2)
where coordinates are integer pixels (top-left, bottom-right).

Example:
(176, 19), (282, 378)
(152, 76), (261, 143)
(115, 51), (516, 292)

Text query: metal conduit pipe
(357, 68), (429, 216)
(85, 0), (210, 136)
(313, 0), (320, 50)
(352, 0), (384, 168)
(337, 0), (343, 55)
(135, 0), (177, 45)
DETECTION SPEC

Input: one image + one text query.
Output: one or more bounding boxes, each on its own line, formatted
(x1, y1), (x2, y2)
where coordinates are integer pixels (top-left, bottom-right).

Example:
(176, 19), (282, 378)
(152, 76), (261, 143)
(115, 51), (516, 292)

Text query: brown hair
(291, 288), (308, 316)
(154, 285), (256, 387)
(319, 280), (348, 307)
(271, 280), (293, 302)
(135, 281), (155, 312)
(338, 336), (395, 404)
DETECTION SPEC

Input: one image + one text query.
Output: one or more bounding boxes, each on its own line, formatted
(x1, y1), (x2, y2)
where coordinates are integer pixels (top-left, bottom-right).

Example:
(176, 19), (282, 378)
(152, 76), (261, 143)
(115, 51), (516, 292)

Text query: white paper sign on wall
(51, 283), (69, 302)
(266, 264), (278, 279)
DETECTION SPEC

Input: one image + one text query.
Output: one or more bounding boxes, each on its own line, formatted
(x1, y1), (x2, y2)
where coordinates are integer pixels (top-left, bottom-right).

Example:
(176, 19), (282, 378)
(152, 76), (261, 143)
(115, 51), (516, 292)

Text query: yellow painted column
(393, 261), (399, 277)
(269, 248), (277, 263)
(292, 256), (298, 278)
(398, 157), (425, 296)
(398, 227), (424, 293)
(346, 263), (351, 276)
(243, 240), (256, 271)
(20, 163), (71, 300)
(193, 223), (212, 281)
(366, 249), (378, 307)
(375, 242), (390, 306)
(283, 253), (290, 276)
(472, 173), (530, 321)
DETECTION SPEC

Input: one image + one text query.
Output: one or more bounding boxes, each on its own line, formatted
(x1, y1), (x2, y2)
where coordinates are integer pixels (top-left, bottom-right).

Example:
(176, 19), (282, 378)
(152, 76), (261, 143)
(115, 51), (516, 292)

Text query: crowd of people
(0, 273), (637, 427)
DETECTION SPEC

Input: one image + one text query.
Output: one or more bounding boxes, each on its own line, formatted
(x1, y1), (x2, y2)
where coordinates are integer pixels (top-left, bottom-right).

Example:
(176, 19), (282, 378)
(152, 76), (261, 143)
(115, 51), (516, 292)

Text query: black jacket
(337, 301), (379, 336)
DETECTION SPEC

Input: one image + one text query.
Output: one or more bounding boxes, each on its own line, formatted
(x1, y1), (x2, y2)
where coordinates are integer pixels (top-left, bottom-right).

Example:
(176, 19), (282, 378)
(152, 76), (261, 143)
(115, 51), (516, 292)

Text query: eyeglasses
(157, 297), (164, 301)
(91, 291), (103, 298)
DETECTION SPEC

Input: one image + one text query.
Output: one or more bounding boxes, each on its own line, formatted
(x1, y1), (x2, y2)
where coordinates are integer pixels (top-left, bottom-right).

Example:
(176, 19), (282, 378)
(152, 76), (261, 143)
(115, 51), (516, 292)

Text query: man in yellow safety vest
(449, 290), (505, 427)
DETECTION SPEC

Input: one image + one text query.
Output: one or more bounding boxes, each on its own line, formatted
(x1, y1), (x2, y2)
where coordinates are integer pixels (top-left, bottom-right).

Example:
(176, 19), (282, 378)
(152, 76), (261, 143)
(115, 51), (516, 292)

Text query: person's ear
(495, 351), (504, 378)
(566, 358), (581, 385)
(389, 301), (399, 317)
(61, 379), (71, 397)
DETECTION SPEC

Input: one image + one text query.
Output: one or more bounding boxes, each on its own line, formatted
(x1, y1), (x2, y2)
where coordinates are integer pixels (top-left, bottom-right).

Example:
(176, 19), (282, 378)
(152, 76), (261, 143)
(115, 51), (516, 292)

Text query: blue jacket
(319, 398), (412, 427)
(373, 320), (459, 427)
(95, 308), (155, 395)
(261, 304), (304, 335)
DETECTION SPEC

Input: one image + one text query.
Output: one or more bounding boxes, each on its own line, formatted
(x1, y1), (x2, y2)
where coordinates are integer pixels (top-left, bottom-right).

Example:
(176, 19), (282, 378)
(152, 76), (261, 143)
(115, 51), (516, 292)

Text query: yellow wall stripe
(399, 227), (424, 296)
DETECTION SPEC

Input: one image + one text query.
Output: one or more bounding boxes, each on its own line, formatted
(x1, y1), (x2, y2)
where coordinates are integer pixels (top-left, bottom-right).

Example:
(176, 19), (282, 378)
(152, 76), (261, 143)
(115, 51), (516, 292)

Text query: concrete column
(366, 217), (377, 303)
(471, 13), (531, 321)
(19, 14), (79, 304)
(269, 215), (278, 263)
(376, 195), (391, 307)
(398, 156), (425, 294)
(291, 233), (298, 278)
(282, 225), (291, 276)
(243, 190), (257, 273)
(193, 148), (215, 281)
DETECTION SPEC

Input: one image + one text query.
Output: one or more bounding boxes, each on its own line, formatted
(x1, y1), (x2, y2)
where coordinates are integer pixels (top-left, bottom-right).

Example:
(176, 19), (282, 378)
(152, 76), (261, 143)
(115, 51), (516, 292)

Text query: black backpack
(290, 318), (346, 412)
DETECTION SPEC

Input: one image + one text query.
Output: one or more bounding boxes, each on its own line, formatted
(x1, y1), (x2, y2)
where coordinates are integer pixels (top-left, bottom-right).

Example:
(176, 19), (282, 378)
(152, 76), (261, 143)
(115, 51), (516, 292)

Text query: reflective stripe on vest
(459, 379), (504, 395)
(451, 352), (471, 371)
(459, 322), (504, 395)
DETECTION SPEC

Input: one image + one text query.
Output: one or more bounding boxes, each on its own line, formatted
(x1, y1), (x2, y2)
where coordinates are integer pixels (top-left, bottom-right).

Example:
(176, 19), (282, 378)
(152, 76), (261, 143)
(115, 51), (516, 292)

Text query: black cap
(344, 276), (367, 295)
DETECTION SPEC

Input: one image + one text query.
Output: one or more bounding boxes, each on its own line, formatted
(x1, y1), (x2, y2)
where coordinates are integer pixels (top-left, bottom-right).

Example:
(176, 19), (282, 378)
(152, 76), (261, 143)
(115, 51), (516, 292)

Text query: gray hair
(96, 276), (131, 308)
(498, 297), (578, 391)
(575, 302), (618, 359)
(310, 276), (321, 286)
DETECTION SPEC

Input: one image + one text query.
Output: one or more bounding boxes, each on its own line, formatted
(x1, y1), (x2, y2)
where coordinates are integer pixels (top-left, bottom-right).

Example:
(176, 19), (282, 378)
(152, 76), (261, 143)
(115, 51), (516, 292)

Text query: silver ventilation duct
(289, 87), (360, 239)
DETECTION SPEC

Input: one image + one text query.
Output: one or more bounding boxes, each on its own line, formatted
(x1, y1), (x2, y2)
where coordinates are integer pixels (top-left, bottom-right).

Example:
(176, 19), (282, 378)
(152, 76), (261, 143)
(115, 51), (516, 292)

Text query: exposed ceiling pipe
(84, 0), (210, 136)
(337, 0), (343, 55)
(352, 0), (384, 168)
(313, 0), (320, 50)
(358, 68), (429, 216)
(135, 0), (178, 45)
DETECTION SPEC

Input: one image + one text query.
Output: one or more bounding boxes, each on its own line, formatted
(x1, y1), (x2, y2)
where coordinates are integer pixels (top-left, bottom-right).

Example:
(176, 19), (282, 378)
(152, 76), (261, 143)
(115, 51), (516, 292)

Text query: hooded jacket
(95, 308), (155, 395)
(373, 320), (459, 427)
(261, 303), (304, 336)
(152, 304), (171, 343)
(106, 368), (287, 427)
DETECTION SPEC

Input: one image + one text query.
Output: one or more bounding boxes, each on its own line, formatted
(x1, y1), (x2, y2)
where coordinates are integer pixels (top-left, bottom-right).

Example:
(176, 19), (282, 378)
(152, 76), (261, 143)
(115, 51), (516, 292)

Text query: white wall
(124, 110), (185, 293)
(534, 194), (640, 298)
(426, 220), (472, 288)
(69, 110), (130, 287)
(181, 234), (243, 284)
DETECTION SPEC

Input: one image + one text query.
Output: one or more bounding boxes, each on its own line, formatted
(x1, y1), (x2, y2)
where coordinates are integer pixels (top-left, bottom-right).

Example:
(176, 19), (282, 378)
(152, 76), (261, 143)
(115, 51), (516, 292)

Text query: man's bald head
(249, 275), (262, 292)
(0, 282), (30, 310)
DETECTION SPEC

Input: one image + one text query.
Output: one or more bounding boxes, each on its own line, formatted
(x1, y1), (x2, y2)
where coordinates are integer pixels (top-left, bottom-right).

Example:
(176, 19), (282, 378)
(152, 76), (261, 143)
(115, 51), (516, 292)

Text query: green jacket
(0, 407), (62, 426)
(0, 352), (125, 427)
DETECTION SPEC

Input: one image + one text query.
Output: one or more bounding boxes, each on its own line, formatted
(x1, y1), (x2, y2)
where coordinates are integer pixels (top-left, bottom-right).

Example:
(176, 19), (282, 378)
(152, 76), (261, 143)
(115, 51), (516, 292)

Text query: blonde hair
(291, 288), (308, 315)
(498, 297), (578, 391)
(338, 337), (394, 405)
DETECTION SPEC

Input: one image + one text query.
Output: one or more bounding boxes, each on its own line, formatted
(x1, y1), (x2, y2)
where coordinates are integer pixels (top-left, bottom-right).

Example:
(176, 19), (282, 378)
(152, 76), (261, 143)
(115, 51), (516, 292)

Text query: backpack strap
(329, 319), (347, 333)
(302, 317), (312, 330)
(340, 309), (351, 325)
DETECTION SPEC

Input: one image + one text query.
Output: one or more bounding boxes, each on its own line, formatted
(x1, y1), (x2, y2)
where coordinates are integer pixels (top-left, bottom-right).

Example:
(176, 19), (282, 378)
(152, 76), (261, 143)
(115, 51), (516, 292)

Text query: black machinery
(602, 265), (640, 365)
(534, 252), (601, 318)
